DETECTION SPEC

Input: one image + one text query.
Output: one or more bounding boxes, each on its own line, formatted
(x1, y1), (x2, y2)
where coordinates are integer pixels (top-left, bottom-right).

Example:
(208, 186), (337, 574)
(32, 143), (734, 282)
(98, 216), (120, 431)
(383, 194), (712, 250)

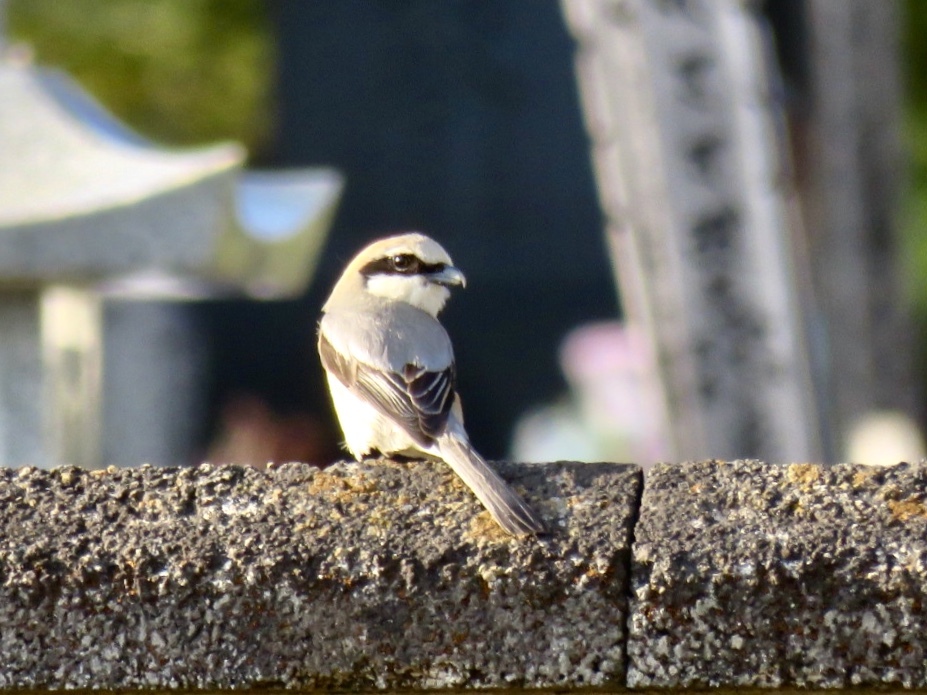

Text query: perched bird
(318, 232), (545, 536)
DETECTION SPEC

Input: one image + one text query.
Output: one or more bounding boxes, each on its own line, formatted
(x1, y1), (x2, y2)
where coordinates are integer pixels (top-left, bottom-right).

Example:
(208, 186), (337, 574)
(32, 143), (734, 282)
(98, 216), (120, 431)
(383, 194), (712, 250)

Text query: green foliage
(904, 0), (927, 116)
(7, 0), (275, 151)
(903, 0), (927, 314)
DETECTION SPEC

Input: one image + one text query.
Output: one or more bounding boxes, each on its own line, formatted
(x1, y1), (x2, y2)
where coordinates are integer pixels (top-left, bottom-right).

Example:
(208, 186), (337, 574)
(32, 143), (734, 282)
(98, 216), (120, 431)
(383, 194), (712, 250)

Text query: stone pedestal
(0, 292), (43, 466)
(99, 300), (208, 468)
(42, 288), (209, 468)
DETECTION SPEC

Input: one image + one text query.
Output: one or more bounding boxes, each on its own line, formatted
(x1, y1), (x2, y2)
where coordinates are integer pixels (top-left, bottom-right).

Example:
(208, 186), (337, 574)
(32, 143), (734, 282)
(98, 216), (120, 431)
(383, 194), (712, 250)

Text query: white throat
(365, 275), (450, 316)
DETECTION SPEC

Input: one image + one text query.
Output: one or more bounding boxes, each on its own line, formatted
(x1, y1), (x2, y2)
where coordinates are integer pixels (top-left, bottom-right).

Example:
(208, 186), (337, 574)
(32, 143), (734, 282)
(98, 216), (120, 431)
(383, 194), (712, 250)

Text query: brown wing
(319, 330), (455, 446)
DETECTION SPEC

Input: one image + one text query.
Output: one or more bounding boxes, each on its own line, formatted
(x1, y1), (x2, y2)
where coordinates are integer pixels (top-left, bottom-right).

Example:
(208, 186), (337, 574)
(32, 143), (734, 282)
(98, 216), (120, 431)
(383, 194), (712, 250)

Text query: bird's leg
(388, 453), (430, 464)
(365, 448), (429, 464)
(364, 447), (388, 462)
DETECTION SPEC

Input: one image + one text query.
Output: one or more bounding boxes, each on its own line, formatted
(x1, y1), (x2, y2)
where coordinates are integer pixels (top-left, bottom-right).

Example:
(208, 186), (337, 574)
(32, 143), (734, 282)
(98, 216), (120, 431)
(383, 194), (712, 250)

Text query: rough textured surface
(0, 460), (638, 690)
(629, 459), (927, 688)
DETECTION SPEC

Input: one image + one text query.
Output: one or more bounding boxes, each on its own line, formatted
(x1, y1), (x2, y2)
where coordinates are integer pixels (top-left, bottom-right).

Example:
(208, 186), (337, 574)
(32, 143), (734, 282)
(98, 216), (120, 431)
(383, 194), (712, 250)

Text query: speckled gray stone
(0, 460), (639, 690)
(628, 459), (927, 688)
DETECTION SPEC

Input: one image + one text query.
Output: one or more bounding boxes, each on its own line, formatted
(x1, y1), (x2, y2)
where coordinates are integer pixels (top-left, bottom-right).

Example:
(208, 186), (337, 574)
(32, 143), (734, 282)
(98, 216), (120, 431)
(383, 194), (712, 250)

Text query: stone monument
(563, 0), (824, 463)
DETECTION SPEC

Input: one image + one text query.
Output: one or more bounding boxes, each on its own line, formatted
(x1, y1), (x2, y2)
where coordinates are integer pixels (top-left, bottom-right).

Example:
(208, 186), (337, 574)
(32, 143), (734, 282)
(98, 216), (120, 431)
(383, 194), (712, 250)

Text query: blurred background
(2, 0), (926, 469)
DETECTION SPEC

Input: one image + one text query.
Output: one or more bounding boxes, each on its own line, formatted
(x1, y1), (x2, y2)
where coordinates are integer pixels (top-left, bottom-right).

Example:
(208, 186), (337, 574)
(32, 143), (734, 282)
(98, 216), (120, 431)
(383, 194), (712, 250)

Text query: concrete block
(0, 460), (640, 689)
(629, 459), (927, 688)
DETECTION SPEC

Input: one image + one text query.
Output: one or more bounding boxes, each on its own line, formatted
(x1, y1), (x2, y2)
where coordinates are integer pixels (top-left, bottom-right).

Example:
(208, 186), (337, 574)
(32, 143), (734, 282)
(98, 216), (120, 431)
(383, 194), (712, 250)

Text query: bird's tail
(438, 434), (546, 536)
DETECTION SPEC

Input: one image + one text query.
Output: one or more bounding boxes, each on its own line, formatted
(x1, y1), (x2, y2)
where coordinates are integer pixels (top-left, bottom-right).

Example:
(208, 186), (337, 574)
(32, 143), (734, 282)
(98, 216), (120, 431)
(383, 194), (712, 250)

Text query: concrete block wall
(0, 458), (924, 689)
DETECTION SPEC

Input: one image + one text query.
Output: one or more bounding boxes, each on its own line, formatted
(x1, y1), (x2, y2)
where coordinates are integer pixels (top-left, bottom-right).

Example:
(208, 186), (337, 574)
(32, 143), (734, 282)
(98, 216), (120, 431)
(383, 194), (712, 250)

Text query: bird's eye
(391, 254), (418, 273)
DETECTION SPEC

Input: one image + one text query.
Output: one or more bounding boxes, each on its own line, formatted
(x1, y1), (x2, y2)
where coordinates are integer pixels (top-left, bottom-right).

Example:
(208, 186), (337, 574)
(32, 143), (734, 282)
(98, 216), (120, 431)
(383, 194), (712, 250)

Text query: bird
(317, 232), (545, 536)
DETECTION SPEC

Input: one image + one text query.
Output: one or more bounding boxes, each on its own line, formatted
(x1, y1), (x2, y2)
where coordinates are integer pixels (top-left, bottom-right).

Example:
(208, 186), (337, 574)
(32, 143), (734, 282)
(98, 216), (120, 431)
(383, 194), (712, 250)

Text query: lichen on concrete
(628, 459), (927, 689)
(0, 460), (639, 690)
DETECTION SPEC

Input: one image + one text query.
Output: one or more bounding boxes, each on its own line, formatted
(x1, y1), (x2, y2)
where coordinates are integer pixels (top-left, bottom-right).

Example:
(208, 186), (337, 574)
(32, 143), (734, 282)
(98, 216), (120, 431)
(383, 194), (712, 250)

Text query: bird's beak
(429, 265), (466, 288)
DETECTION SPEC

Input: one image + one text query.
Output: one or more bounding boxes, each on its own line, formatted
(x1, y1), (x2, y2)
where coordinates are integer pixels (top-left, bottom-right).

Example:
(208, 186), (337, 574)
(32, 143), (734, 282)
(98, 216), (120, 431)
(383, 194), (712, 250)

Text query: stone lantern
(0, 57), (342, 468)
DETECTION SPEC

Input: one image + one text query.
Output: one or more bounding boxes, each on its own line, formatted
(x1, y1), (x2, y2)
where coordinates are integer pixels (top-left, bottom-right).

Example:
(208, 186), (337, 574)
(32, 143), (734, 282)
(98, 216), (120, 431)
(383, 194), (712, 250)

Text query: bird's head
(326, 233), (466, 317)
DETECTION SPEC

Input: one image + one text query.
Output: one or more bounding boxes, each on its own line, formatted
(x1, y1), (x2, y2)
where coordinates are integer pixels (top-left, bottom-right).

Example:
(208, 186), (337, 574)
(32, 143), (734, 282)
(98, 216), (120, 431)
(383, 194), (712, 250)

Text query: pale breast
(326, 373), (429, 459)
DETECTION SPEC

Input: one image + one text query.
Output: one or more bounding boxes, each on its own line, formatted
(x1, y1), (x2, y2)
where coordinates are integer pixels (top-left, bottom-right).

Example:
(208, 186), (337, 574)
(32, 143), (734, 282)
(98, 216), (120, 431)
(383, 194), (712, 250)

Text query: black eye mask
(360, 254), (447, 278)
